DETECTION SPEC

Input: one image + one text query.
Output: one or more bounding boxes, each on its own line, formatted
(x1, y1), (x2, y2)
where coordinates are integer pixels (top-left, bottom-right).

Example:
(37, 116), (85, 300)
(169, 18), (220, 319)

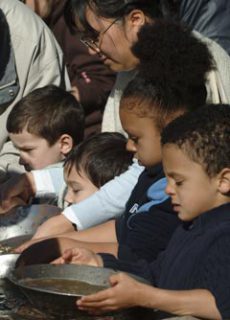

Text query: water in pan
(20, 278), (107, 295)
(0, 279), (123, 320)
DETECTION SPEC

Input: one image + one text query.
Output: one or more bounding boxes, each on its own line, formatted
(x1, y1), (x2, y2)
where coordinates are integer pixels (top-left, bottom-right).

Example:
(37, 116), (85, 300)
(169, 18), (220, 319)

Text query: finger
(78, 288), (113, 305)
(14, 240), (32, 253)
(62, 248), (75, 259)
(78, 300), (118, 312)
(109, 273), (120, 286)
(78, 306), (109, 314)
(51, 257), (65, 265)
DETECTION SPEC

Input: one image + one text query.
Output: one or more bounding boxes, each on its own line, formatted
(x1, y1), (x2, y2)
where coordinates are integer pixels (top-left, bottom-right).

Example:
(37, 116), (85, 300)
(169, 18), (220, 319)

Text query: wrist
(95, 254), (104, 267)
(136, 283), (158, 309)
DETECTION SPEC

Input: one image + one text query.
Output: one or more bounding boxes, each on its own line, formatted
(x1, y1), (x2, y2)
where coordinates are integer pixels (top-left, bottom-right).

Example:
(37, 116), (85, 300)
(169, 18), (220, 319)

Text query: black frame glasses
(80, 17), (120, 51)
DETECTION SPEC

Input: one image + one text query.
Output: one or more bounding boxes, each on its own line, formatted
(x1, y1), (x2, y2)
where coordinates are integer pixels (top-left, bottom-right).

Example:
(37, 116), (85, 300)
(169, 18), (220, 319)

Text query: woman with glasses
(69, 0), (230, 133)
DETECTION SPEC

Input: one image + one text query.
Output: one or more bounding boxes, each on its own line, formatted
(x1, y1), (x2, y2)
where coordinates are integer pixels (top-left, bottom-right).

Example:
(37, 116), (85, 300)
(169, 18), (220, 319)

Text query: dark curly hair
(120, 20), (214, 131)
(132, 20), (215, 103)
(64, 132), (133, 188)
(161, 104), (230, 177)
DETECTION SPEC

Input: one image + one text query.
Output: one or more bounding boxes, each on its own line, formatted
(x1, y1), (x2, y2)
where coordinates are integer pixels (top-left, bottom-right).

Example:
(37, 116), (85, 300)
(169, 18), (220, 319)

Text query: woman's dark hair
(67, 0), (164, 37)
(64, 132), (133, 188)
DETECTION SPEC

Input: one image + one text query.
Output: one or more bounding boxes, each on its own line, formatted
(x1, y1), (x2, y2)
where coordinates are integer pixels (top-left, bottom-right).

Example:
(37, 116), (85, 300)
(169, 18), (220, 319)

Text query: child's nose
(64, 190), (73, 205)
(165, 183), (174, 196)
(126, 139), (137, 153)
(19, 156), (26, 166)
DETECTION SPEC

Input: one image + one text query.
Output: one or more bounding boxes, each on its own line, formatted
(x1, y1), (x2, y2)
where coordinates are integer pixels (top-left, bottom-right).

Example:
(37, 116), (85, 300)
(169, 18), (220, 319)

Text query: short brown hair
(7, 85), (85, 146)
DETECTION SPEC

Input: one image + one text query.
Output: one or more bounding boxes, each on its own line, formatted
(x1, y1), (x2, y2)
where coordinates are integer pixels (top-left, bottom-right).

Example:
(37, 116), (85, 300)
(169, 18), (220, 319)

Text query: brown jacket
(46, 1), (116, 137)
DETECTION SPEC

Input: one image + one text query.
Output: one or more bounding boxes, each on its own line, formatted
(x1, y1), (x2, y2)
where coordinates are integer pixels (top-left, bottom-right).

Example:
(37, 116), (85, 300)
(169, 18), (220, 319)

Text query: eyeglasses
(80, 18), (120, 51)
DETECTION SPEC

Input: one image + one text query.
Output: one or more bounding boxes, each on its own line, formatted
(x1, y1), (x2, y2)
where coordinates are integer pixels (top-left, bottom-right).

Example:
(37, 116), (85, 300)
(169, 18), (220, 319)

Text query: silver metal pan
(0, 254), (19, 279)
(8, 264), (154, 319)
(0, 204), (60, 241)
(0, 235), (31, 279)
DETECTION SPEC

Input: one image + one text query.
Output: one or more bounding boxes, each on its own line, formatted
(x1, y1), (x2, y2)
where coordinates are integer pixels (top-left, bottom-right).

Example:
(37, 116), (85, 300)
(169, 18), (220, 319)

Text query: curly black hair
(131, 20), (215, 112)
(161, 104), (230, 177)
(133, 20), (214, 86)
(120, 20), (214, 131)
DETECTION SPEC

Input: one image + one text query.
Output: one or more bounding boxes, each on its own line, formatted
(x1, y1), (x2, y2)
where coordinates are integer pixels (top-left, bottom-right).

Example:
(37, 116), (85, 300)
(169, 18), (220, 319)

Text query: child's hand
(14, 237), (41, 253)
(51, 247), (103, 267)
(0, 172), (35, 213)
(77, 272), (142, 313)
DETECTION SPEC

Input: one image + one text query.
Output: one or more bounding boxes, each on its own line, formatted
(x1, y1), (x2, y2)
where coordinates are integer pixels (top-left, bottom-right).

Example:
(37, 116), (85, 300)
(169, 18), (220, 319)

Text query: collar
(184, 203), (230, 232)
(146, 163), (163, 176)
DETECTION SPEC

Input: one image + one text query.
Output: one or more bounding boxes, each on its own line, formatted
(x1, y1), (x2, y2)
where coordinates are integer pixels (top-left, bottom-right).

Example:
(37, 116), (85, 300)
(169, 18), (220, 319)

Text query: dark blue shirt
(104, 203), (230, 318)
(101, 164), (180, 265)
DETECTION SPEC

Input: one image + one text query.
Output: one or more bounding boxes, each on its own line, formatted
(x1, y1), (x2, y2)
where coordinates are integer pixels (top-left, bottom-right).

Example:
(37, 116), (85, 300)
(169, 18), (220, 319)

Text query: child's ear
(59, 134), (73, 155)
(218, 168), (230, 194)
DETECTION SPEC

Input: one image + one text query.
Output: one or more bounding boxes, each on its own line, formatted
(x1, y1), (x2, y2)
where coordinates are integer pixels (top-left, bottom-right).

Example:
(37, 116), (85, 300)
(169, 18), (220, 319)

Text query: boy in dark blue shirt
(77, 104), (230, 319)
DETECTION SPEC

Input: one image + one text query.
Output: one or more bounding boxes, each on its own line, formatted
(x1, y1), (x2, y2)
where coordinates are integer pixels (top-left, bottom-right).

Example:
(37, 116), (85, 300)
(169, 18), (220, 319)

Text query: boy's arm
(16, 219), (117, 253)
(62, 160), (144, 230)
(139, 286), (221, 319)
(1, 160), (142, 228)
(77, 272), (221, 319)
(33, 214), (75, 239)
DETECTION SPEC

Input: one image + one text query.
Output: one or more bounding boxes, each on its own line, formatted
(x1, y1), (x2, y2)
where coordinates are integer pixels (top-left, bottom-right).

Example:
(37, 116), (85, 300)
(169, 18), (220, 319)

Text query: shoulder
(0, 0), (57, 46)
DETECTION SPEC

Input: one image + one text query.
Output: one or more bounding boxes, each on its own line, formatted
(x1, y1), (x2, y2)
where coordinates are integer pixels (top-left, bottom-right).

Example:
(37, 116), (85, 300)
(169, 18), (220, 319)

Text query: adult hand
(77, 272), (142, 313)
(52, 247), (103, 267)
(0, 173), (35, 214)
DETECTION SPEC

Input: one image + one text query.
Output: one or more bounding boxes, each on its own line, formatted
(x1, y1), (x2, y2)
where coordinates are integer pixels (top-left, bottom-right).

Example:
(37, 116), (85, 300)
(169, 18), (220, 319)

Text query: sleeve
(199, 231), (230, 318)
(71, 59), (116, 115)
(62, 160), (144, 230)
(51, 17), (116, 115)
(99, 251), (165, 285)
(118, 198), (180, 263)
(32, 164), (64, 198)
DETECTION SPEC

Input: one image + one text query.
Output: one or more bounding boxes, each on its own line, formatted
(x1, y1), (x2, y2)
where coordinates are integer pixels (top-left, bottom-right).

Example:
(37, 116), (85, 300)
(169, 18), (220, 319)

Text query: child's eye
(73, 189), (80, 194)
(21, 148), (34, 153)
(175, 180), (184, 186)
(130, 136), (139, 144)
